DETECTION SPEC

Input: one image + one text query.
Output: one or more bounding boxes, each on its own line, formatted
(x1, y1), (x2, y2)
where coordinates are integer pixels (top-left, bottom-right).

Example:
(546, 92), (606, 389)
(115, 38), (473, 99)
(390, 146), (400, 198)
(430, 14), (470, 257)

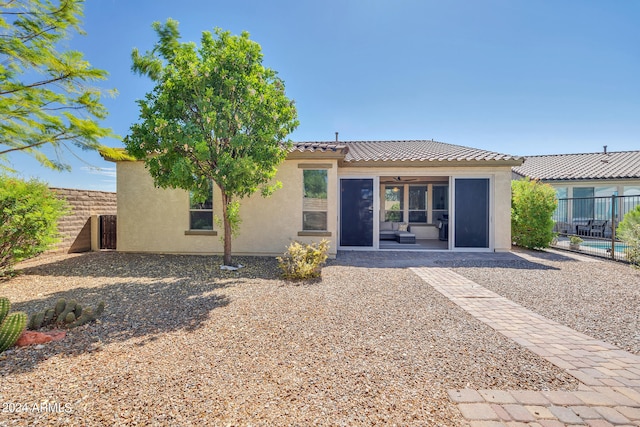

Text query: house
(103, 140), (523, 257)
(512, 149), (640, 236)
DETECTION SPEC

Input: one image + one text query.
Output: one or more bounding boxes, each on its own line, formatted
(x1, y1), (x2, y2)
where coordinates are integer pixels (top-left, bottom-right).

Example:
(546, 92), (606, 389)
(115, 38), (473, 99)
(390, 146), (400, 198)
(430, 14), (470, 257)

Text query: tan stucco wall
(116, 160), (338, 257)
(117, 161), (514, 255)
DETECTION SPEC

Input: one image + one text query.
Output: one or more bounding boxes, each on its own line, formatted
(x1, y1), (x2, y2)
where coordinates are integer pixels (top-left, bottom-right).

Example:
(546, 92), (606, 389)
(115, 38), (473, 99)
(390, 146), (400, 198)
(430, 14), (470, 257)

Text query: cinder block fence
(49, 188), (117, 254)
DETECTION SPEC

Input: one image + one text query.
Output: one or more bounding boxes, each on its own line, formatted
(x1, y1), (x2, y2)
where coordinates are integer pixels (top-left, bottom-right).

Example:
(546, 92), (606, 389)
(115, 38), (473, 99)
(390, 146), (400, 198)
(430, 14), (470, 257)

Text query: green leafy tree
(617, 205), (640, 266)
(511, 178), (557, 249)
(0, 0), (120, 171)
(125, 19), (298, 265)
(0, 175), (68, 275)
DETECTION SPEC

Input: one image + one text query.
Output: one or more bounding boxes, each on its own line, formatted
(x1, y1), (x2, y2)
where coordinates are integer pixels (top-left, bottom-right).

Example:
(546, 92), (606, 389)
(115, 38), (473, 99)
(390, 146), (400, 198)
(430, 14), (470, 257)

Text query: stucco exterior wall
(117, 160), (514, 255)
(116, 160), (339, 256)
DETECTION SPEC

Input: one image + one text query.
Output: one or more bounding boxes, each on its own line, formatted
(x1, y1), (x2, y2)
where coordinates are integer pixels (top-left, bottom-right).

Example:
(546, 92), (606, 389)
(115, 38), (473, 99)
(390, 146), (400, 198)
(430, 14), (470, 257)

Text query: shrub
(511, 178), (557, 249)
(569, 235), (583, 245)
(0, 176), (68, 276)
(617, 205), (640, 266)
(277, 239), (330, 280)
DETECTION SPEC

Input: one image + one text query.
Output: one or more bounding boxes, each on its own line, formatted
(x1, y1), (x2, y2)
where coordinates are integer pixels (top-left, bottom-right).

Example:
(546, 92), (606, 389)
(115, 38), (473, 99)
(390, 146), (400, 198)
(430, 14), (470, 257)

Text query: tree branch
(0, 72), (72, 95)
(0, 132), (66, 155)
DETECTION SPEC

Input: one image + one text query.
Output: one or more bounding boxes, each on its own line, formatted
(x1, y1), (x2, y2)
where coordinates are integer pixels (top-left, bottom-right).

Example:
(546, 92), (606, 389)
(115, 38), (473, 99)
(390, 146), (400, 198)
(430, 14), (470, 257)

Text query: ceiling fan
(393, 176), (419, 182)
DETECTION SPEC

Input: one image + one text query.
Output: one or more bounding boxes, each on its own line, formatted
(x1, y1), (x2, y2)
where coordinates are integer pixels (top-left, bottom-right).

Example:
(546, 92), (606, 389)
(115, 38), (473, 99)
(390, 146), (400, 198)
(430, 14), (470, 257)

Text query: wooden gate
(100, 215), (117, 250)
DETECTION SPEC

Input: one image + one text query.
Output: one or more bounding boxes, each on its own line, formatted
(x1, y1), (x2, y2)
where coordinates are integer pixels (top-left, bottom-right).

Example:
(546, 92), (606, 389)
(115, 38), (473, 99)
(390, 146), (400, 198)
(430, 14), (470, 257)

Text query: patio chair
(588, 220), (608, 237)
(576, 219), (608, 237)
(576, 220), (594, 236)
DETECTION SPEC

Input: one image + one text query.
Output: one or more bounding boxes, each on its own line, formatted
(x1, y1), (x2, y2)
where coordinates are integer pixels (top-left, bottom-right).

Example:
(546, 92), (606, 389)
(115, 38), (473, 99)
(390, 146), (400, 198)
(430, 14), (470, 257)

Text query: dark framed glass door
(454, 178), (489, 248)
(340, 179), (374, 247)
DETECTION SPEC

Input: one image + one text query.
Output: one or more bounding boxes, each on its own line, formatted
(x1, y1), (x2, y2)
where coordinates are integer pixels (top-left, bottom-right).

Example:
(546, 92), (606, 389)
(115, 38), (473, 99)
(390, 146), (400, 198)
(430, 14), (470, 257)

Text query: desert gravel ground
(450, 248), (640, 356)
(0, 250), (587, 426)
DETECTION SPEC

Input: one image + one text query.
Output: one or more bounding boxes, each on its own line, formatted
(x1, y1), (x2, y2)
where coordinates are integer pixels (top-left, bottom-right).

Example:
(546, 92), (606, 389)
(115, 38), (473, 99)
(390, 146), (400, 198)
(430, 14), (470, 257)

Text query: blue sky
(5, 0), (640, 191)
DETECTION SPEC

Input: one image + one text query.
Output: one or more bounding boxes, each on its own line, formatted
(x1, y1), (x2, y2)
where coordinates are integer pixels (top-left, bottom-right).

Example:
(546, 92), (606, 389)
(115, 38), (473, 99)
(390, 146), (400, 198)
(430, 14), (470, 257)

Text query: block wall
(49, 188), (117, 253)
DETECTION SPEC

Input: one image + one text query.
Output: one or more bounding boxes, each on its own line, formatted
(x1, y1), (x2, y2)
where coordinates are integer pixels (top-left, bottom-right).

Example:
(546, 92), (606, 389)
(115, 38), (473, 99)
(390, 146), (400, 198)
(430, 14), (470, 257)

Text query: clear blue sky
(6, 0), (640, 191)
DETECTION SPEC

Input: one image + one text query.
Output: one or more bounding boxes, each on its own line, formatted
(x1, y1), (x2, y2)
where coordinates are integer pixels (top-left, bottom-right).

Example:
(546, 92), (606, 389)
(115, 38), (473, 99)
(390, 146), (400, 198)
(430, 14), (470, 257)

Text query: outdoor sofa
(379, 221), (416, 244)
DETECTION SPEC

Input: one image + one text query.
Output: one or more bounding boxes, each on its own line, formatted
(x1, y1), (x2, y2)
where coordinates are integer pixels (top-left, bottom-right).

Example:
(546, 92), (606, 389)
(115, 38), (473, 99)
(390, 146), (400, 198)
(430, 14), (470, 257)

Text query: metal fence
(551, 194), (640, 261)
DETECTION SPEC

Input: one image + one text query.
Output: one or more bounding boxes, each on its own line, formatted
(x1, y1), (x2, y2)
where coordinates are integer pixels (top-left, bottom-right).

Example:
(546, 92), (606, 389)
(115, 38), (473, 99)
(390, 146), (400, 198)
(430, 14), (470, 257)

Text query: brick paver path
(412, 267), (640, 426)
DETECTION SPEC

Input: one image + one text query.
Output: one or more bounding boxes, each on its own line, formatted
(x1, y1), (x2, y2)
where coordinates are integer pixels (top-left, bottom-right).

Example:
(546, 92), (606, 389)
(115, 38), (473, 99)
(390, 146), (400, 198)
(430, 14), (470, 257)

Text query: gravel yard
(450, 249), (640, 356)
(0, 251), (583, 426)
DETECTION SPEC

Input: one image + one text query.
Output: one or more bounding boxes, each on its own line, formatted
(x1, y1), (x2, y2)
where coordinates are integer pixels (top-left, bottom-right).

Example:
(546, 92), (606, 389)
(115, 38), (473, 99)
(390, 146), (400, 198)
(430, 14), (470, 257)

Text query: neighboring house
(103, 140), (523, 257)
(512, 149), (640, 235)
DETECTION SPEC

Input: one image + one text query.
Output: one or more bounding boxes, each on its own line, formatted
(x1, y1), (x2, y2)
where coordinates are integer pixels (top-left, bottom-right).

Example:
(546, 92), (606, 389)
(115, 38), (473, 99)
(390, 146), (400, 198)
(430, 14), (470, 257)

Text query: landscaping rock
(15, 330), (66, 347)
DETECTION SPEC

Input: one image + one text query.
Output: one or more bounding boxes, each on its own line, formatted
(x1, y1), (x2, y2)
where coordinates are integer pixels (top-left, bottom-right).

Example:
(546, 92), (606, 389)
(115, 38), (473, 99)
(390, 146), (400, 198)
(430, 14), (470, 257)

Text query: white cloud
(81, 166), (116, 178)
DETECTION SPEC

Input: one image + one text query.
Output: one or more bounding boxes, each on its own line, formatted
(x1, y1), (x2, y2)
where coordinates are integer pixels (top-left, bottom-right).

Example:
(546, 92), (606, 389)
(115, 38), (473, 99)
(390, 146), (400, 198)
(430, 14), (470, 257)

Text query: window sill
(184, 230), (218, 236)
(297, 231), (331, 237)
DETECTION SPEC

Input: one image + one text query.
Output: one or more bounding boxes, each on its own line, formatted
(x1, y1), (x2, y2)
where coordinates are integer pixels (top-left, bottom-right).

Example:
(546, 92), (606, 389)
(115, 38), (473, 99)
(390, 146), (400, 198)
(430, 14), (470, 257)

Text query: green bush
(0, 176), (68, 276)
(277, 239), (330, 280)
(617, 205), (640, 266)
(511, 178), (557, 249)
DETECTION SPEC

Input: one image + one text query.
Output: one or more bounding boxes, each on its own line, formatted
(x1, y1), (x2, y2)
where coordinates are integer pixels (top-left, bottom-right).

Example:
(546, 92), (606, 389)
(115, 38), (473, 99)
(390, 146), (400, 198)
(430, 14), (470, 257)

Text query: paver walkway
(411, 267), (640, 427)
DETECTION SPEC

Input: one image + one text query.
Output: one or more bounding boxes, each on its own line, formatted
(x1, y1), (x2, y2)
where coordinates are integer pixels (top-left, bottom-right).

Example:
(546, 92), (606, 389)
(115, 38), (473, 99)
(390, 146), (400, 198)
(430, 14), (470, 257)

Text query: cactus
(31, 311), (45, 330)
(67, 310), (94, 328)
(54, 299), (66, 316)
(0, 312), (27, 353)
(64, 312), (76, 323)
(94, 302), (105, 317)
(66, 302), (105, 328)
(57, 300), (77, 324)
(43, 308), (55, 324)
(27, 299), (105, 330)
(0, 297), (10, 323)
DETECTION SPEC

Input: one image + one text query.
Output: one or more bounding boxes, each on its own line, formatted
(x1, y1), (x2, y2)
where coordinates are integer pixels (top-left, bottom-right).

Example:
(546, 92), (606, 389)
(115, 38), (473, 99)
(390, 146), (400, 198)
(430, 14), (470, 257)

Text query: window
(303, 170), (328, 230)
(408, 185), (427, 223)
(384, 185), (404, 222)
(572, 187), (594, 221)
(432, 185), (449, 222)
(189, 183), (213, 230)
(623, 186), (640, 217)
(594, 187), (617, 220)
(554, 187), (568, 222)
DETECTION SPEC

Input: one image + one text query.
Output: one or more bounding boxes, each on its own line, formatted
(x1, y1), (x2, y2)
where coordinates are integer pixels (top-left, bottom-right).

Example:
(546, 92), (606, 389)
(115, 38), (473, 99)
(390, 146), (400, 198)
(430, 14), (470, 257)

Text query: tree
(617, 205), (640, 266)
(0, 0), (120, 171)
(125, 19), (298, 266)
(511, 178), (557, 249)
(0, 175), (68, 275)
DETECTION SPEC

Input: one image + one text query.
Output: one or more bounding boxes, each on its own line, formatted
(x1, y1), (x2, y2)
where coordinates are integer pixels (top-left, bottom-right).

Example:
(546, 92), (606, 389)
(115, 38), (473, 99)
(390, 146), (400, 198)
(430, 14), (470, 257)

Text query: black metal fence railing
(551, 195), (640, 261)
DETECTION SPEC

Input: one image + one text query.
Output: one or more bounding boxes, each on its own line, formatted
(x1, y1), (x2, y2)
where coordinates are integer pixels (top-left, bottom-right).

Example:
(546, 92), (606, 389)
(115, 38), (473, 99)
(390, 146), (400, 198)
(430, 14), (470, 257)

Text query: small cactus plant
(27, 298), (104, 330)
(0, 297), (10, 321)
(0, 297), (28, 353)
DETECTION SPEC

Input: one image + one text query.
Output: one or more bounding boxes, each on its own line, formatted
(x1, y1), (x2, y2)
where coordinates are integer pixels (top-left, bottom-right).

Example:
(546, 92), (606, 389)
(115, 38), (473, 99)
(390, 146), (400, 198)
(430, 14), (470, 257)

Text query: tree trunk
(221, 191), (233, 266)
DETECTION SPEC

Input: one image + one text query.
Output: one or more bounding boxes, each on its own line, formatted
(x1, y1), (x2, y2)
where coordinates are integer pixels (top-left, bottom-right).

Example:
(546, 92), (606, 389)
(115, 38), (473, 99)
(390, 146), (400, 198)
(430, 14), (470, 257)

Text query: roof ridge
(522, 150), (640, 158)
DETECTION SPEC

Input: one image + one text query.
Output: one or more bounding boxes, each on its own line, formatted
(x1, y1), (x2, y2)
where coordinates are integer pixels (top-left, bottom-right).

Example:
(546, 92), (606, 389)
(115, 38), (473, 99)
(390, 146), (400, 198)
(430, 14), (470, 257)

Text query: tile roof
(293, 140), (522, 164)
(512, 150), (640, 181)
(289, 142), (348, 154)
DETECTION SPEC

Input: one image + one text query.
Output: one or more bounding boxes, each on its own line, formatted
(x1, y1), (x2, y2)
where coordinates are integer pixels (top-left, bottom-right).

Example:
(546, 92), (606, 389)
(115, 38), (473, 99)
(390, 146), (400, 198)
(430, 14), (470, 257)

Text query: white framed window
(384, 185), (404, 222)
(303, 169), (328, 230)
(189, 183), (213, 230)
(408, 185), (427, 223)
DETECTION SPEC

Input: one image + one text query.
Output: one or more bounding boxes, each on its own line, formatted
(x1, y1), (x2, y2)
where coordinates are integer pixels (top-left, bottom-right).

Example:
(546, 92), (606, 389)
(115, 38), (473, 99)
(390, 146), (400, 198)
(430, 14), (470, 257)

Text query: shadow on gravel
(332, 249), (565, 270)
(16, 251), (281, 280)
(1, 253), (244, 374)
